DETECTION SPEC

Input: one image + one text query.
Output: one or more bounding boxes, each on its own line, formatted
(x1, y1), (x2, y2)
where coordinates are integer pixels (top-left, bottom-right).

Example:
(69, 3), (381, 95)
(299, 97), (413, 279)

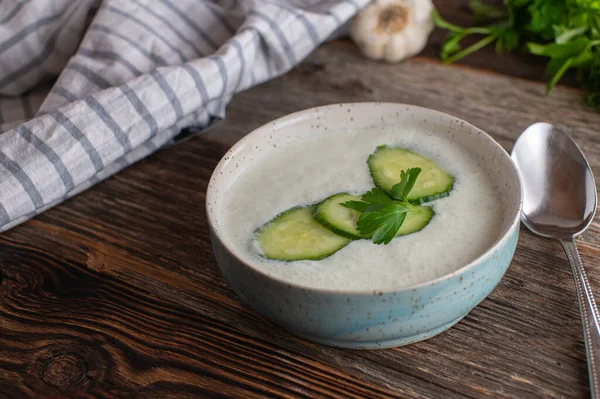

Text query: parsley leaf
(358, 205), (408, 245)
(341, 168), (422, 245)
(362, 187), (395, 205)
(341, 200), (370, 213)
(469, 0), (505, 24)
(433, 1), (600, 109)
(391, 168), (421, 201)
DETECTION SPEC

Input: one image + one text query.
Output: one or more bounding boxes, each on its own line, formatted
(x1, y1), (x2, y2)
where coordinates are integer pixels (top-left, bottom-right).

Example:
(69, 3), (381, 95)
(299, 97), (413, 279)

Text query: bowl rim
(206, 102), (523, 295)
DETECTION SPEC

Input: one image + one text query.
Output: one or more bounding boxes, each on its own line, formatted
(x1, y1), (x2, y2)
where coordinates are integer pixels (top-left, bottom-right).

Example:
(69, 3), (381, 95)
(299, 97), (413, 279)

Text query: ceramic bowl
(206, 103), (522, 349)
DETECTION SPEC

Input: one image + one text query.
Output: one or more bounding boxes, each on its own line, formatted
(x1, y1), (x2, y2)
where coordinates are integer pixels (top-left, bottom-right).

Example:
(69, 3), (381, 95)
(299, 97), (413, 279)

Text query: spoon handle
(561, 238), (600, 398)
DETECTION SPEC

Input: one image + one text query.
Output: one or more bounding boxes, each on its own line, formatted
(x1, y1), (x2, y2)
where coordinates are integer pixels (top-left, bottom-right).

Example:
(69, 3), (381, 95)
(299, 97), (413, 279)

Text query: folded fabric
(0, 0), (366, 232)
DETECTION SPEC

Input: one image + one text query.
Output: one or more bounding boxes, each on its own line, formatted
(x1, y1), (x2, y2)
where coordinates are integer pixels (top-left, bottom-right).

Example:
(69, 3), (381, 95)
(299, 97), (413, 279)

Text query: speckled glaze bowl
(207, 103), (522, 349)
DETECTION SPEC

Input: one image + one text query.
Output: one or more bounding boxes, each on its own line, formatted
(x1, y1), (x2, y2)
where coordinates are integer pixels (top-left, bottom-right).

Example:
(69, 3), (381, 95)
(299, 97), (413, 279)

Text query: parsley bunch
(433, 0), (600, 108)
(342, 168), (423, 245)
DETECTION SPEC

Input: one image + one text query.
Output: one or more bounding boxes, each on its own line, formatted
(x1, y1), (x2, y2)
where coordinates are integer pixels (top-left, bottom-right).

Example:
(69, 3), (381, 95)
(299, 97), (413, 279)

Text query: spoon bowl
(512, 122), (600, 397)
(512, 122), (597, 239)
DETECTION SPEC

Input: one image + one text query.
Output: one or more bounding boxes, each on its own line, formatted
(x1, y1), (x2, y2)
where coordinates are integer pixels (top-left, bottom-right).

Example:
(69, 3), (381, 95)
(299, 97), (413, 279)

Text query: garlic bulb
(349, 0), (435, 63)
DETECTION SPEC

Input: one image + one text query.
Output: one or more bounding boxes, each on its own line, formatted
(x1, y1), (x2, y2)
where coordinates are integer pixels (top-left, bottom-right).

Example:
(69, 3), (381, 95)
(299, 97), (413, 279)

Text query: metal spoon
(512, 122), (599, 397)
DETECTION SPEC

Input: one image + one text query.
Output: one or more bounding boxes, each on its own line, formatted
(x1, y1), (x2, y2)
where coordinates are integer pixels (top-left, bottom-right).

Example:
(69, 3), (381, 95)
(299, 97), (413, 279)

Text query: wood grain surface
(2, 2), (600, 398)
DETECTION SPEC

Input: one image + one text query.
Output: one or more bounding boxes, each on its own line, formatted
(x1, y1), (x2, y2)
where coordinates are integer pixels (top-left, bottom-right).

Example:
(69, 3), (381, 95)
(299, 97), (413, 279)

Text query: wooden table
(3, 3), (600, 398)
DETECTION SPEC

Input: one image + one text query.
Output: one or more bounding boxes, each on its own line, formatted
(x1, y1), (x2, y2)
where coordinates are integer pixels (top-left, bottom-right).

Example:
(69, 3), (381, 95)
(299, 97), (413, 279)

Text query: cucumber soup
(221, 126), (504, 291)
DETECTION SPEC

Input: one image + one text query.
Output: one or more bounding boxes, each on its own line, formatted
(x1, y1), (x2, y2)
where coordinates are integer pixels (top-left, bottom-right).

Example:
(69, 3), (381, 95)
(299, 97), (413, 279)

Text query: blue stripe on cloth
(263, 1), (320, 45)
(104, 4), (188, 62)
(50, 110), (104, 172)
(150, 70), (184, 120)
(202, 2), (236, 35)
(67, 62), (112, 89)
(89, 24), (169, 66)
(119, 84), (159, 137)
(0, 201), (9, 226)
(181, 64), (209, 103)
(115, 157), (128, 169)
(89, 175), (100, 185)
(240, 27), (273, 79)
(297, 13), (321, 44)
(160, 0), (219, 50)
(52, 86), (79, 102)
(0, 0), (30, 24)
(78, 48), (143, 76)
(17, 125), (75, 191)
(248, 9), (296, 65)
(0, 5), (78, 90)
(0, 151), (44, 208)
(84, 96), (133, 152)
(143, 140), (157, 152)
(131, 0), (205, 56)
(0, 9), (61, 55)
(327, 10), (341, 24)
(229, 39), (245, 92)
(346, 0), (361, 10)
(210, 56), (228, 99)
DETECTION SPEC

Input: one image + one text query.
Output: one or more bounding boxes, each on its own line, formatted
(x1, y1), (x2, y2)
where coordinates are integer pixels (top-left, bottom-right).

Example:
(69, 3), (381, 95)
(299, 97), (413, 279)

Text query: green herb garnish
(432, 1), (600, 108)
(342, 168), (423, 245)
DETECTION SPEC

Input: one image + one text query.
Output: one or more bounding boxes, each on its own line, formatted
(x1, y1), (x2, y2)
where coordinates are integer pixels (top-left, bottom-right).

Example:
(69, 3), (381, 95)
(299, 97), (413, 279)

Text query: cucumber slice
(396, 206), (434, 236)
(314, 192), (435, 239)
(314, 193), (364, 239)
(368, 146), (454, 203)
(256, 206), (350, 261)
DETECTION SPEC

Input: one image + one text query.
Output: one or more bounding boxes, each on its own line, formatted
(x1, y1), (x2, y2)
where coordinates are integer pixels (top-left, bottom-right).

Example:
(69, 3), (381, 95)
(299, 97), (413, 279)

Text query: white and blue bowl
(207, 103), (522, 349)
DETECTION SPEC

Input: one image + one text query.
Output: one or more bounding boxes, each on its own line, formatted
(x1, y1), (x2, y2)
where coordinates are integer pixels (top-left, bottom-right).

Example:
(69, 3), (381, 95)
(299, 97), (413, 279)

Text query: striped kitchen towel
(0, 0), (366, 231)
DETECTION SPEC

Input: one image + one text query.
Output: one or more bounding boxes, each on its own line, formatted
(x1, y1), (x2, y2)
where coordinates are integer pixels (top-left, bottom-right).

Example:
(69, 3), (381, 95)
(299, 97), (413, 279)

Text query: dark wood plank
(0, 137), (400, 399)
(2, 39), (600, 399)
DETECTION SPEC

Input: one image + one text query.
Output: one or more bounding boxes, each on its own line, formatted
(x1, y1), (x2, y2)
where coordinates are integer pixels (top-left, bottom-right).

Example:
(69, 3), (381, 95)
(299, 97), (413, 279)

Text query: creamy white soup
(221, 126), (504, 291)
